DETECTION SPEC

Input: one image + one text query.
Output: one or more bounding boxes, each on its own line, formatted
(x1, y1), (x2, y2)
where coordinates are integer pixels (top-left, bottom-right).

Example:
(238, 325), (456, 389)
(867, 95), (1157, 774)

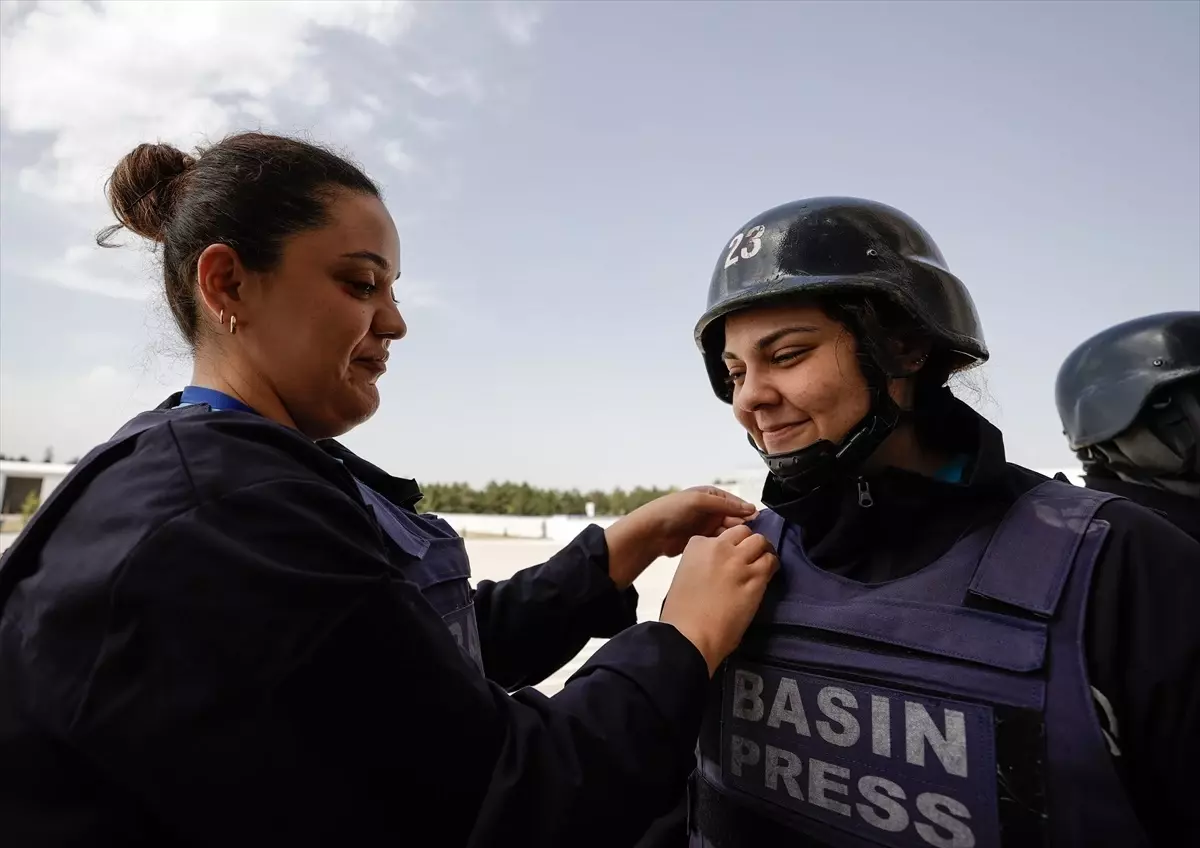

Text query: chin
(761, 435), (818, 455)
(339, 393), (379, 431)
(302, 393), (379, 442)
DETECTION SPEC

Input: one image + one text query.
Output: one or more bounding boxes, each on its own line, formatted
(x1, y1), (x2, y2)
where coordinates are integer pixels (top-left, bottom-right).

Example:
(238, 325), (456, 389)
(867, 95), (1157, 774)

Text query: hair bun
(103, 142), (196, 243)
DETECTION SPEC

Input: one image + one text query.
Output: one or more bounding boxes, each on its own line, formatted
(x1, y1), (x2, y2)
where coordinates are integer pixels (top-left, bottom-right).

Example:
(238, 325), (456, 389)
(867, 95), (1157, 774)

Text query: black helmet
(695, 196), (987, 403)
(694, 197), (986, 494)
(1056, 311), (1200, 450)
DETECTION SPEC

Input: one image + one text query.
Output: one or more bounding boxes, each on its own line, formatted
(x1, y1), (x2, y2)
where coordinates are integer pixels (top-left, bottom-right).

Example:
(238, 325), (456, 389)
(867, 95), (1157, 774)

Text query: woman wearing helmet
(681, 198), (1200, 848)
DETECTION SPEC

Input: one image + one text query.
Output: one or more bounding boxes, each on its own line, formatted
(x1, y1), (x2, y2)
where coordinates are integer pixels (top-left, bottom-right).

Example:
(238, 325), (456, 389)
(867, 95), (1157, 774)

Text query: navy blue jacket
(0, 402), (710, 847)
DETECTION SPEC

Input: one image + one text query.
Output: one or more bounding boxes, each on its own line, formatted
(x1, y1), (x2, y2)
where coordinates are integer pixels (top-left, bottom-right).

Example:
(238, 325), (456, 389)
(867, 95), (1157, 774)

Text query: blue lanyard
(179, 387), (422, 550)
(181, 387), (384, 500)
(179, 385), (260, 416)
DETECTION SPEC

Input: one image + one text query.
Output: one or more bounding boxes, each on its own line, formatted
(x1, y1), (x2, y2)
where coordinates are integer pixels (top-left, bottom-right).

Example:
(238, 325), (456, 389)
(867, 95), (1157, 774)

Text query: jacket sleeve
(472, 524), (641, 690)
(65, 478), (709, 848)
(1085, 499), (1200, 845)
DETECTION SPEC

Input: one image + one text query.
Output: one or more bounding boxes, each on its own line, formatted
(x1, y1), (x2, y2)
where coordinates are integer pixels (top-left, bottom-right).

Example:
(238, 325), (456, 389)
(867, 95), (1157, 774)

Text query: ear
(195, 244), (245, 330)
(886, 336), (933, 377)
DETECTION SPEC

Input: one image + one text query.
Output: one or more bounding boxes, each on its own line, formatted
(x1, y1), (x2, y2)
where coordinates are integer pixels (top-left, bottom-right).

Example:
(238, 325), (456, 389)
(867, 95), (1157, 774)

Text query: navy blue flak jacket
(0, 397), (710, 847)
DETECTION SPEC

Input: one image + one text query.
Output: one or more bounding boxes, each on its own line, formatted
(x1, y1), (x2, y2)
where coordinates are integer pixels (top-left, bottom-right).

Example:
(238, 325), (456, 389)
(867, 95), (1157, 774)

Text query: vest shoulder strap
(0, 406), (207, 606)
(968, 479), (1122, 617)
(748, 508), (786, 550)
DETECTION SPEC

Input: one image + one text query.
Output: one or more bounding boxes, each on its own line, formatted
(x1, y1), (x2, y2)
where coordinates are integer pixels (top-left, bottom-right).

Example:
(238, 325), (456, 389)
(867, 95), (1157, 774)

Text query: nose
(733, 364), (780, 414)
(374, 298), (408, 342)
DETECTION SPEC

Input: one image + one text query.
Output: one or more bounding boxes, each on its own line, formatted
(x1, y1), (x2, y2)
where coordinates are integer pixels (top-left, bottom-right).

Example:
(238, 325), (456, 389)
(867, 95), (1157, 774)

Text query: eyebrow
(722, 325), (819, 360)
(341, 250), (400, 280)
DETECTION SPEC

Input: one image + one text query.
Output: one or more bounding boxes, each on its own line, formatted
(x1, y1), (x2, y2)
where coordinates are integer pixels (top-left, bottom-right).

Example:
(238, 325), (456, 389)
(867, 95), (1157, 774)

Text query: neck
(862, 423), (949, 478)
(190, 355), (299, 433)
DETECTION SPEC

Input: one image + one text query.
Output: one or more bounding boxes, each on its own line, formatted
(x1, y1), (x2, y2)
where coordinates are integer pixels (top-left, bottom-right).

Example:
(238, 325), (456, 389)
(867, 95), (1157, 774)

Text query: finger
(733, 532), (775, 562)
(748, 552), (780, 580)
(687, 517), (740, 539)
(719, 523), (754, 544)
(692, 487), (757, 516)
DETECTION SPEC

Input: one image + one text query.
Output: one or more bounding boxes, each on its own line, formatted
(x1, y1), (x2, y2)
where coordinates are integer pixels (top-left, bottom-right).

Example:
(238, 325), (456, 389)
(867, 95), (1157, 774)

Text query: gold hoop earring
(229, 315), (237, 335)
(219, 309), (224, 326)
(903, 355), (927, 377)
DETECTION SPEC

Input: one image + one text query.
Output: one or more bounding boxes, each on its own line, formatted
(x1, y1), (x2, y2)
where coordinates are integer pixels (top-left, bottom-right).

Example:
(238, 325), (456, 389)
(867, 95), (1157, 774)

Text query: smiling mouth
(353, 357), (388, 376)
(760, 422), (810, 444)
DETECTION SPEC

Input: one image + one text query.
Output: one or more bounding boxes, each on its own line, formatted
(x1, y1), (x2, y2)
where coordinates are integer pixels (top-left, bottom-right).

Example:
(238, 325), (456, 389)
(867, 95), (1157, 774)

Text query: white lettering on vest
(871, 694), (892, 758)
(733, 670), (765, 722)
(767, 676), (812, 736)
(856, 775), (909, 832)
(808, 758), (851, 816)
(729, 739), (982, 846)
(729, 734), (760, 777)
(816, 686), (860, 747)
(905, 702), (968, 777)
(764, 745), (804, 799)
(722, 665), (994, 848)
(915, 792), (975, 848)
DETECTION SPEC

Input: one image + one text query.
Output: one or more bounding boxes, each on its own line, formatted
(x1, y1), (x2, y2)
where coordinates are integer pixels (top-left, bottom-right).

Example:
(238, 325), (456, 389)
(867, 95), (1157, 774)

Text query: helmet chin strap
(750, 385), (906, 498)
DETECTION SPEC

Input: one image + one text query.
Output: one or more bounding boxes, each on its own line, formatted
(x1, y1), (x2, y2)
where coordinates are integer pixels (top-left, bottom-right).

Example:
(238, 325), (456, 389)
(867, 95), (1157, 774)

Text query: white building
(0, 460), (74, 518)
(712, 468), (771, 508)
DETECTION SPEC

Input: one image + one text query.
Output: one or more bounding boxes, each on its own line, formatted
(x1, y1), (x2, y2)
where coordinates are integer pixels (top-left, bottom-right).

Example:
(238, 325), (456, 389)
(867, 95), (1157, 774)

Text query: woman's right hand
(659, 524), (779, 677)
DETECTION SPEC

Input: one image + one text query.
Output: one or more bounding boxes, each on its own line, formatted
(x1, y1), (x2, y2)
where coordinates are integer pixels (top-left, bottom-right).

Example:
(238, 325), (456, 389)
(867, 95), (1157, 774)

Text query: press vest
(689, 479), (1148, 848)
(0, 396), (483, 672)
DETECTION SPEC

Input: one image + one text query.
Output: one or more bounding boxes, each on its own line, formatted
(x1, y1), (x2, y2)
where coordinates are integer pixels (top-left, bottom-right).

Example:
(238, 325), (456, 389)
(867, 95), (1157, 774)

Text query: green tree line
(416, 481), (678, 516)
(0, 450), (673, 517)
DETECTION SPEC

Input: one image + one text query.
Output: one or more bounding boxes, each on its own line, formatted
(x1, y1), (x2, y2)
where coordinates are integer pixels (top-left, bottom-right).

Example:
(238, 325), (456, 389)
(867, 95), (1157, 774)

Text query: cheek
(819, 386), (871, 441)
(256, 299), (366, 385)
(733, 404), (757, 434)
(302, 304), (370, 366)
(782, 349), (871, 440)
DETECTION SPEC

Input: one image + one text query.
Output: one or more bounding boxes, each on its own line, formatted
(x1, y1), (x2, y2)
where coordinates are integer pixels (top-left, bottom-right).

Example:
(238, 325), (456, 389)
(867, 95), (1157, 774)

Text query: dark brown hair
(98, 131), (380, 348)
(817, 292), (966, 445)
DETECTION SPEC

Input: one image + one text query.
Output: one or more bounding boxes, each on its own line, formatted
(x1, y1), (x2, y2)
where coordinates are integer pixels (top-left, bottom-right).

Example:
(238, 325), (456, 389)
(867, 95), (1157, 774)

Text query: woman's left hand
(603, 486), (760, 589)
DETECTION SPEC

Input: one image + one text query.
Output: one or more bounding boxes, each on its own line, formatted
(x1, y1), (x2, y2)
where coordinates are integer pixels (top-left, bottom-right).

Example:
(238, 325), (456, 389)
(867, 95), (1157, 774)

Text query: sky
(1, 0), (1198, 491)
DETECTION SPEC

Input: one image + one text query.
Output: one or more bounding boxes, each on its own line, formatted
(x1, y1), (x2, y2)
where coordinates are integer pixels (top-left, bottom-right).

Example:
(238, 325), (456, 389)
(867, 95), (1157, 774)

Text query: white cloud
(382, 140), (417, 175)
(0, 0), (473, 311)
(407, 73), (441, 96)
(0, 0), (538, 460)
(32, 243), (159, 302)
(0, 0), (33, 34)
(0, 359), (189, 459)
(492, 2), (546, 47)
(407, 69), (485, 103)
(0, 0), (419, 205)
(410, 113), (450, 138)
(341, 108), (377, 136)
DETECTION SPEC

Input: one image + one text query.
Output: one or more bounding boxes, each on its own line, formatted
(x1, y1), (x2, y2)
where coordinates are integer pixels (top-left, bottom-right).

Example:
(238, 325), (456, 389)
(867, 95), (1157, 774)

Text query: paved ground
(0, 531), (679, 697)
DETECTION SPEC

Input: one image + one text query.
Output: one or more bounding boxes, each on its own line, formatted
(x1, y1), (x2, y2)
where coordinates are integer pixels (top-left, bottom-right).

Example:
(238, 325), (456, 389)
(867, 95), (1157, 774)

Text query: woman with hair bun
(0, 132), (779, 847)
